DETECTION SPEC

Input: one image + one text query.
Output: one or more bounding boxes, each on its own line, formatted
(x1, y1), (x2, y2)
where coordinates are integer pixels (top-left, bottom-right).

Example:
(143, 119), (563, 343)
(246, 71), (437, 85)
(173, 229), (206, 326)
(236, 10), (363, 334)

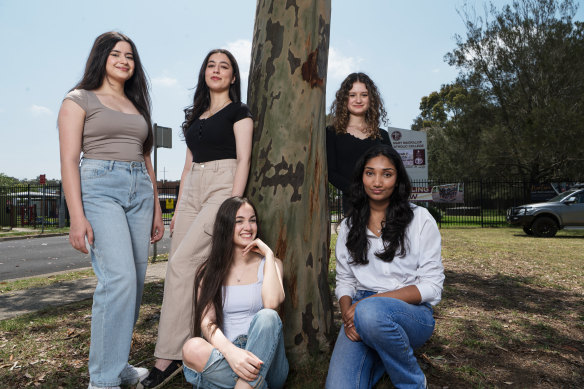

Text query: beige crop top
(64, 89), (149, 162)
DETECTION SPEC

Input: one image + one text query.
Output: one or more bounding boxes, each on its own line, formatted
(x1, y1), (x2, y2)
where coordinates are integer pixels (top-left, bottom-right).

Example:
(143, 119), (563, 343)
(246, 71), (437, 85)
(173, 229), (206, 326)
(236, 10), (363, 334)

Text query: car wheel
(523, 225), (534, 236)
(531, 216), (558, 237)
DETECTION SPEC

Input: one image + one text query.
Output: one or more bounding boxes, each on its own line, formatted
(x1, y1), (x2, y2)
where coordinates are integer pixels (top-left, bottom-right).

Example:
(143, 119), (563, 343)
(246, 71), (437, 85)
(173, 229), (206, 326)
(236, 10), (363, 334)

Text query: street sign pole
(153, 124), (158, 262)
(151, 124), (172, 263)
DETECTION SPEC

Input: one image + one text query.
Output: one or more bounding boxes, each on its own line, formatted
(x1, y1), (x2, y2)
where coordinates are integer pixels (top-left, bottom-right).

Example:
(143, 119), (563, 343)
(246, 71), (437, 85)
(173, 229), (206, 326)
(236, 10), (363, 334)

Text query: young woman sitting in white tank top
(181, 197), (288, 389)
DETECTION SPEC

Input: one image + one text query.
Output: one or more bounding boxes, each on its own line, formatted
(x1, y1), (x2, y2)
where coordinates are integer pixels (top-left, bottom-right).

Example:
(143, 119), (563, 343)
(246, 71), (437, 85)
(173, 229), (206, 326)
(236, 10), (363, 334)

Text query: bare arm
(243, 239), (285, 309)
(200, 298), (263, 381)
(231, 117), (253, 196)
(58, 99), (93, 254)
(372, 285), (422, 304)
(143, 153), (164, 243)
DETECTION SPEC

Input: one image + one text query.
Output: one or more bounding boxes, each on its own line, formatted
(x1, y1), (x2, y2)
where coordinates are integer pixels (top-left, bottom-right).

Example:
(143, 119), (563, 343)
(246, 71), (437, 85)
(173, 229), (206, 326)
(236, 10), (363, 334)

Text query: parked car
(507, 186), (584, 237)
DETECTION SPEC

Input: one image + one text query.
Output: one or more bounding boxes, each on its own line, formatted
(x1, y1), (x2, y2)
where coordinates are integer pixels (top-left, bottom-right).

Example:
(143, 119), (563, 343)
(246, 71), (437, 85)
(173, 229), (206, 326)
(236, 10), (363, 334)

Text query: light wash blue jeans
(326, 290), (435, 389)
(80, 159), (153, 387)
(183, 309), (289, 389)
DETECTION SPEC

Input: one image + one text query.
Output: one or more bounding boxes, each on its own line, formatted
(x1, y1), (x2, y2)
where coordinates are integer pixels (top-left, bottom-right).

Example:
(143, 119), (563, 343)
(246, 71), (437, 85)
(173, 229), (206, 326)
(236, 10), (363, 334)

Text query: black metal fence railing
(1, 180), (578, 229)
(157, 184), (180, 225)
(328, 180), (580, 228)
(0, 184), (66, 229)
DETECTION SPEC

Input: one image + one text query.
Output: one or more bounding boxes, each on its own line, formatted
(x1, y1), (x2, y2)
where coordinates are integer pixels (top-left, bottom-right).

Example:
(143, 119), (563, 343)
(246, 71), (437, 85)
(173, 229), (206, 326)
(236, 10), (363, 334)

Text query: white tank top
(222, 258), (265, 342)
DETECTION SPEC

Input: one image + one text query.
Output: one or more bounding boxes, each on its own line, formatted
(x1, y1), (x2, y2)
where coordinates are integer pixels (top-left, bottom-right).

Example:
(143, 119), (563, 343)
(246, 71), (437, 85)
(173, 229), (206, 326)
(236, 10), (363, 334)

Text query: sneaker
(139, 360), (182, 389)
(88, 384), (120, 389)
(120, 363), (149, 385)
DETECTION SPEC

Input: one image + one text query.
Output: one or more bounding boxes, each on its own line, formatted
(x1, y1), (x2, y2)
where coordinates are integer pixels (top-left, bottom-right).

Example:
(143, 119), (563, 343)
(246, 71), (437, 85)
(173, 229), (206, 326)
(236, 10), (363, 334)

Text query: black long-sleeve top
(326, 126), (392, 210)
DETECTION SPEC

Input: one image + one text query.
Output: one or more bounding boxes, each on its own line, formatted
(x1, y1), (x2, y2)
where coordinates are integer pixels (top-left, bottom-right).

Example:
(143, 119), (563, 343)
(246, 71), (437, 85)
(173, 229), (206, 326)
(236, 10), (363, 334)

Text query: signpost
(152, 124), (172, 262)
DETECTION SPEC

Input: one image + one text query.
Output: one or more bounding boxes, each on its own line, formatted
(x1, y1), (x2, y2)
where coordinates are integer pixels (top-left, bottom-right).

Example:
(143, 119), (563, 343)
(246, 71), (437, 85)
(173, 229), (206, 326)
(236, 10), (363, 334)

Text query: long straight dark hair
(71, 31), (153, 154)
(192, 197), (260, 337)
(182, 49), (242, 136)
(346, 144), (413, 264)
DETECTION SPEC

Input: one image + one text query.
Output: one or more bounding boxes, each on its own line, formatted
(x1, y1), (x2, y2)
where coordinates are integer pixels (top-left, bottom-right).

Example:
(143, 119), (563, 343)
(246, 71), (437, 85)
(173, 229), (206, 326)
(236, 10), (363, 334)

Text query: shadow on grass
(420, 269), (584, 388)
(3, 271), (583, 388)
(511, 233), (584, 239)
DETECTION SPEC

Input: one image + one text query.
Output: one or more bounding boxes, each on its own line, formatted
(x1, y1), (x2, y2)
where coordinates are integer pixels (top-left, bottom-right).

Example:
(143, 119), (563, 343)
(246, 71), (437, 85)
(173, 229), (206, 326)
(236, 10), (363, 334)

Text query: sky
(1, 0), (582, 181)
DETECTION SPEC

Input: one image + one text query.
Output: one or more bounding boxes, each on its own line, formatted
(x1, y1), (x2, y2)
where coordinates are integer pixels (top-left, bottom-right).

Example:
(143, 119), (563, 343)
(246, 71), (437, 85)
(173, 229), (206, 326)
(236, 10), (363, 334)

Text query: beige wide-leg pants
(154, 159), (236, 360)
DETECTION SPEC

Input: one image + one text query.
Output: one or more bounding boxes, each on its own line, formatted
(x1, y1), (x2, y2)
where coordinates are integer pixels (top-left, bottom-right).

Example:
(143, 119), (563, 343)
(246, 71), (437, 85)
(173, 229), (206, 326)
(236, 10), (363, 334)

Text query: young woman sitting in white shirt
(326, 144), (444, 389)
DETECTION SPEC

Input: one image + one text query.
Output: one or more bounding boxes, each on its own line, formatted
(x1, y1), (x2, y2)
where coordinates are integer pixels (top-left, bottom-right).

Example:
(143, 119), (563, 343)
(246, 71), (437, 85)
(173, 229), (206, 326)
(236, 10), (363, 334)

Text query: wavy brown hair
(182, 49), (242, 136)
(71, 31), (153, 154)
(330, 72), (388, 139)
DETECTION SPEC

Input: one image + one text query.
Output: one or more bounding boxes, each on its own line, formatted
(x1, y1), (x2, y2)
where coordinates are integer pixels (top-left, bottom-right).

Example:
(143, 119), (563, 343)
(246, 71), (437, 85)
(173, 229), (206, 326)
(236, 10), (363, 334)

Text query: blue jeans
(80, 159), (153, 387)
(184, 309), (289, 389)
(326, 290), (435, 389)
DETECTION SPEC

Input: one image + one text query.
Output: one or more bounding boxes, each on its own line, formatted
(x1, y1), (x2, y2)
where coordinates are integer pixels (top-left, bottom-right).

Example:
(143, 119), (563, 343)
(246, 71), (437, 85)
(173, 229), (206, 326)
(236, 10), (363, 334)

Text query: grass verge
(1, 228), (583, 388)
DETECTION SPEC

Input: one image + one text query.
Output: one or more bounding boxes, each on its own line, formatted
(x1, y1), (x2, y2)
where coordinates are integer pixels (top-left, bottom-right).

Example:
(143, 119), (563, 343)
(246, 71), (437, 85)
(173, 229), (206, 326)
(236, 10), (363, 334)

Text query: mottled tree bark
(245, 0), (333, 358)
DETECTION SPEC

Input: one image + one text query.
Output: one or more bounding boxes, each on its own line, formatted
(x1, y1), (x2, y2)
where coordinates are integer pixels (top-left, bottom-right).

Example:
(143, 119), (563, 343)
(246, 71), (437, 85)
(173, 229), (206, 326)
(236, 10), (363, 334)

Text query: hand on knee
(182, 337), (212, 373)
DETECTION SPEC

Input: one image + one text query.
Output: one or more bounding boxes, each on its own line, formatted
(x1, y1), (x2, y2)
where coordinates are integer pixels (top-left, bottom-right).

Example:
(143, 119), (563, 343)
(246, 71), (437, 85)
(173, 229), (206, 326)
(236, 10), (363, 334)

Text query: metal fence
(1, 180), (578, 229)
(328, 180), (580, 227)
(0, 183), (180, 229)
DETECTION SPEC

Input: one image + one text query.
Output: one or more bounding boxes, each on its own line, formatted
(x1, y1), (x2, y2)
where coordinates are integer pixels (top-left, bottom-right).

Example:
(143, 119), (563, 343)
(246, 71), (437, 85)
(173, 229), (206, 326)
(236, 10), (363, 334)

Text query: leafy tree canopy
(414, 0), (584, 181)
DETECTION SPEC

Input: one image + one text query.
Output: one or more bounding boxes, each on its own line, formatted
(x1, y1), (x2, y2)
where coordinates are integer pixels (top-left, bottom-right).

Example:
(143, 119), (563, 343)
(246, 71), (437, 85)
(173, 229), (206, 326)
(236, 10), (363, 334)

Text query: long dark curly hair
(71, 31), (153, 154)
(330, 72), (388, 139)
(182, 49), (242, 136)
(192, 197), (260, 337)
(346, 144), (413, 264)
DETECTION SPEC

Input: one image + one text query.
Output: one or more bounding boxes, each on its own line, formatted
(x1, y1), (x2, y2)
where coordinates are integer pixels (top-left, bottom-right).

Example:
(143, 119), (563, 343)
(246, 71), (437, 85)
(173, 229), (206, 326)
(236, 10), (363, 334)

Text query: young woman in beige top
(141, 49), (253, 388)
(58, 31), (164, 389)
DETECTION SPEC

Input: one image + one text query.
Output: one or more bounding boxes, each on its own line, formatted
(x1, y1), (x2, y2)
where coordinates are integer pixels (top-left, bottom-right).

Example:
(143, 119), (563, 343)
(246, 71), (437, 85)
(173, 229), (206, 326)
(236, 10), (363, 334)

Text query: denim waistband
(81, 158), (147, 172)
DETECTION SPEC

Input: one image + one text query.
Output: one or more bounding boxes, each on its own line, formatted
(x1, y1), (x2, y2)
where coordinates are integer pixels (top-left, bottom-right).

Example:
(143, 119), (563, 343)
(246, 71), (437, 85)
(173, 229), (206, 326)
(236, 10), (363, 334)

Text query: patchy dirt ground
(0, 228), (582, 388)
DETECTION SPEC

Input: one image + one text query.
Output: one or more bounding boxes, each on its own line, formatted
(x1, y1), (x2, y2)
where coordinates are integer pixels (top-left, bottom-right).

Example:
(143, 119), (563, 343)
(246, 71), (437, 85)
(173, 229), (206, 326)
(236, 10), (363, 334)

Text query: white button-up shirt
(335, 204), (444, 306)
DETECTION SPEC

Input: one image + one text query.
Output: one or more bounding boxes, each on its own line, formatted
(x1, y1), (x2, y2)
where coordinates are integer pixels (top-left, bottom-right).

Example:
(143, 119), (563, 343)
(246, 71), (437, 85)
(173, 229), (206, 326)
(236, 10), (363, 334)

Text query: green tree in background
(414, 0), (584, 181)
(0, 173), (18, 187)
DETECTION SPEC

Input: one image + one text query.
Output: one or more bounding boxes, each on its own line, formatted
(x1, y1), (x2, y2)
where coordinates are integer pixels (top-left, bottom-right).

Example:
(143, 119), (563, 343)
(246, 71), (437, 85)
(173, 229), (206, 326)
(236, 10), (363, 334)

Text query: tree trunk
(245, 0), (333, 358)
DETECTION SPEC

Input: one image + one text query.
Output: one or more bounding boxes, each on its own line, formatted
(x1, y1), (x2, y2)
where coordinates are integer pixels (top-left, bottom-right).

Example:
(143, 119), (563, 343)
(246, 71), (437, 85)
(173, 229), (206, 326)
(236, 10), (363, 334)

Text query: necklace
(372, 220), (386, 235)
(233, 256), (260, 283)
(203, 99), (231, 119)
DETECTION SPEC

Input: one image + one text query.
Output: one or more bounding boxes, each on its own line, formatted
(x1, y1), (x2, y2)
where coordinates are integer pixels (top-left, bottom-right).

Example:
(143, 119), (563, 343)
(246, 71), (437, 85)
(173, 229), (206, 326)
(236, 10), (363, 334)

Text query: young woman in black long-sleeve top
(326, 72), (394, 214)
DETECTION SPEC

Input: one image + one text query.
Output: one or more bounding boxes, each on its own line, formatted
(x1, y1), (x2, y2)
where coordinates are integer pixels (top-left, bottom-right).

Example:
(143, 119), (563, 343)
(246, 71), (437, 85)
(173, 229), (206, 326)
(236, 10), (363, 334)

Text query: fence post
(59, 183), (66, 228)
(480, 180), (484, 228)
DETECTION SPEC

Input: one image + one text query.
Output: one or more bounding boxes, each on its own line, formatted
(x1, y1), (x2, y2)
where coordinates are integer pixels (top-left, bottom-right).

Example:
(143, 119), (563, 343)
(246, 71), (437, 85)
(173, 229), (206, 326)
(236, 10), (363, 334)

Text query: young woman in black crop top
(141, 49), (253, 389)
(326, 72), (393, 214)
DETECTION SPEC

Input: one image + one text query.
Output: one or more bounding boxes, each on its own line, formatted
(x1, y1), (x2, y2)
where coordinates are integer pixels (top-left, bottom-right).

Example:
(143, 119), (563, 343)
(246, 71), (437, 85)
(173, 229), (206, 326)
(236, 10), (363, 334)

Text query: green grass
(1, 228), (583, 388)
(0, 269), (95, 293)
(0, 227), (69, 237)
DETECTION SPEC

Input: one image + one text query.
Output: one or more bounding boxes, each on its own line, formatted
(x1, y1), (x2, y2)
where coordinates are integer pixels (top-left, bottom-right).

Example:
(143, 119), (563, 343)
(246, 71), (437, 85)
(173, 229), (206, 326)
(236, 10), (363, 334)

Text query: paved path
(0, 228), (171, 280)
(0, 260), (168, 321)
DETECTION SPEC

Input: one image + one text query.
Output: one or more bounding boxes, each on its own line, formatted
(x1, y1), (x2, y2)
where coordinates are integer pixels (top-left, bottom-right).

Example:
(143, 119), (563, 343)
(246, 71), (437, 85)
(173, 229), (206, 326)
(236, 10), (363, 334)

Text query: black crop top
(185, 102), (252, 163)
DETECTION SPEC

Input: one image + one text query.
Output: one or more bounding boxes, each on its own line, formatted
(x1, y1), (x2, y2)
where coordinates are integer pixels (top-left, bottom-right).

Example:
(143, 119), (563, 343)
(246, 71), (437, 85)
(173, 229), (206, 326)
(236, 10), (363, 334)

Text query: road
(0, 228), (171, 281)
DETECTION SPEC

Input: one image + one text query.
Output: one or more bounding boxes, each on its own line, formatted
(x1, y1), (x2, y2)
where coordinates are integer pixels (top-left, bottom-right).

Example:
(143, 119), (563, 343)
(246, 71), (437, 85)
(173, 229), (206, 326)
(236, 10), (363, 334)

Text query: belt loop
(109, 160), (115, 171)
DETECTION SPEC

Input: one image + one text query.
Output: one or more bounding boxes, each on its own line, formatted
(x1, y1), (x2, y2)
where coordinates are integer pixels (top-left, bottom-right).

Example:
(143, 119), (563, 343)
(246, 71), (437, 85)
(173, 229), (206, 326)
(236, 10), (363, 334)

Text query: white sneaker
(120, 363), (149, 385)
(88, 384), (120, 389)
